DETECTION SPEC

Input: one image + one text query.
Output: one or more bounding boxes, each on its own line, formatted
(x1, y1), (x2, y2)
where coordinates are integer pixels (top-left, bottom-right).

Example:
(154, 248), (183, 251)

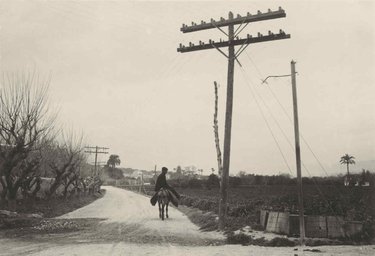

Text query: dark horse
(157, 188), (170, 220)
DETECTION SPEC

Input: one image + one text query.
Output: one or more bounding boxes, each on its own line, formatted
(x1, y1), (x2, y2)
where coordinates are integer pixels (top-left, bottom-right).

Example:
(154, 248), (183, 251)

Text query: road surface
(0, 186), (374, 256)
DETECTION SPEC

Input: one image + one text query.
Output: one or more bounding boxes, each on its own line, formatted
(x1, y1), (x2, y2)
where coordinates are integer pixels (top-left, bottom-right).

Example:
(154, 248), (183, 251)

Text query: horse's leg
(158, 201), (162, 219)
(166, 202), (169, 219)
(161, 203), (165, 221)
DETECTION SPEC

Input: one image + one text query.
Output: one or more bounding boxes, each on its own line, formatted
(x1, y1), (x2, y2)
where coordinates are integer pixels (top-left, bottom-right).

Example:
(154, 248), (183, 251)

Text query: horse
(157, 188), (170, 220)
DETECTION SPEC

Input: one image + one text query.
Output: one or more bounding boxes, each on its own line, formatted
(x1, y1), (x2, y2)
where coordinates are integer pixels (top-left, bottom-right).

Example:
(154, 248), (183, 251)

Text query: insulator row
(179, 29), (287, 48)
(180, 7), (285, 29)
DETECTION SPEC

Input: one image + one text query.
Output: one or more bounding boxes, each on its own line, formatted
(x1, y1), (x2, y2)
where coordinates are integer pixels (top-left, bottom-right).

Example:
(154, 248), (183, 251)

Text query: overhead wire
(236, 64), (294, 177)
(245, 52), (333, 177)
(240, 51), (350, 219)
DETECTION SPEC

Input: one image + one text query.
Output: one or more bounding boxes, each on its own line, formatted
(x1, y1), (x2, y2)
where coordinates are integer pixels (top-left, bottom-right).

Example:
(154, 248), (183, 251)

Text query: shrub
(229, 204), (256, 217)
(266, 237), (297, 247)
(227, 233), (252, 245)
(188, 178), (203, 188)
(206, 174), (220, 189)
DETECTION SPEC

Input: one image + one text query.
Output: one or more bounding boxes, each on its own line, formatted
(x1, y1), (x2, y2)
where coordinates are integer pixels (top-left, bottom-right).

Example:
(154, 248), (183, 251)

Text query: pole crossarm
(84, 146), (109, 154)
(177, 31), (290, 53)
(84, 146), (109, 150)
(180, 7), (286, 33)
(84, 150), (109, 154)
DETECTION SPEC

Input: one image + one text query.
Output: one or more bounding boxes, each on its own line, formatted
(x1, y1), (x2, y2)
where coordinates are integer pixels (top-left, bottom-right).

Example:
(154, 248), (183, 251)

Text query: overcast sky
(1, 0), (374, 176)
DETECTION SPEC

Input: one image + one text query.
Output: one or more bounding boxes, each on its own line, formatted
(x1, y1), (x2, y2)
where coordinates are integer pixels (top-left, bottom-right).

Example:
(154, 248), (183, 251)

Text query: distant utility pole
(84, 146), (109, 175)
(178, 7), (290, 230)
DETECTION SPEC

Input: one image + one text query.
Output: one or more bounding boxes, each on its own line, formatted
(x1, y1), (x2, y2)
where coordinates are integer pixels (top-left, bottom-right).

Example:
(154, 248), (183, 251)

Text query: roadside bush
(266, 237), (297, 247)
(192, 199), (217, 212)
(227, 233), (252, 245)
(188, 178), (203, 188)
(206, 174), (220, 189)
(229, 176), (242, 188)
(180, 195), (195, 207)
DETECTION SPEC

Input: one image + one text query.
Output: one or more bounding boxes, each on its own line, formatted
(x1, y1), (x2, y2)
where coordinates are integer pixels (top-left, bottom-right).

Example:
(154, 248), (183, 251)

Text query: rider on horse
(150, 167), (180, 207)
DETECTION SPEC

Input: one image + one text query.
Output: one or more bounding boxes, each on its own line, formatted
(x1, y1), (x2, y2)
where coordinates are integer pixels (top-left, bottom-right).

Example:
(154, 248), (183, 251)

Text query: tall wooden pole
(178, 8), (290, 231)
(291, 60), (305, 244)
(219, 11), (235, 230)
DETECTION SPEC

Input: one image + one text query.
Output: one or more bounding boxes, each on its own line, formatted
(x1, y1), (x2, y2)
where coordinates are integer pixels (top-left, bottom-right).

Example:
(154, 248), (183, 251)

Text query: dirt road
(0, 186), (374, 256)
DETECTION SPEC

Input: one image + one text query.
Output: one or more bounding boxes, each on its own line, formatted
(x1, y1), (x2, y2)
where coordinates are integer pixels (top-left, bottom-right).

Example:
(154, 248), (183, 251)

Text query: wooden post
(219, 11), (235, 230)
(213, 81), (223, 180)
(291, 60), (305, 244)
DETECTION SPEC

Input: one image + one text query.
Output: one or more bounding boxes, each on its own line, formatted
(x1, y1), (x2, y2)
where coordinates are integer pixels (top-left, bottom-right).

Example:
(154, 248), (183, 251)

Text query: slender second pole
(219, 11), (235, 230)
(291, 60), (305, 244)
(94, 146), (98, 176)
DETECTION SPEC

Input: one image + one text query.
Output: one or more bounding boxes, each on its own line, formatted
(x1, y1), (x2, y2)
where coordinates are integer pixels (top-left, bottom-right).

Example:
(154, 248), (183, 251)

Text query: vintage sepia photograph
(0, 0), (374, 255)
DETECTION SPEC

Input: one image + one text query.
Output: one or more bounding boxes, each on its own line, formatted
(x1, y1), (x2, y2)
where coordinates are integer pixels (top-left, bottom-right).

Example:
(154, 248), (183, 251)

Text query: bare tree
(19, 151), (43, 206)
(43, 132), (85, 198)
(0, 72), (55, 210)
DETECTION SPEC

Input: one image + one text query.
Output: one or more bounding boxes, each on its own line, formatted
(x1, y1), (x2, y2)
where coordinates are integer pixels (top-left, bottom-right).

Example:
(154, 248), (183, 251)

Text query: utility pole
(178, 7), (290, 230)
(262, 61), (306, 245)
(84, 146), (109, 175)
(291, 61), (305, 244)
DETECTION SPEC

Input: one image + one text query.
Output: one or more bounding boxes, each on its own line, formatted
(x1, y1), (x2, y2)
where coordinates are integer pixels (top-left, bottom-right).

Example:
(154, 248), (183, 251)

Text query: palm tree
(107, 154), (121, 169)
(340, 154), (355, 175)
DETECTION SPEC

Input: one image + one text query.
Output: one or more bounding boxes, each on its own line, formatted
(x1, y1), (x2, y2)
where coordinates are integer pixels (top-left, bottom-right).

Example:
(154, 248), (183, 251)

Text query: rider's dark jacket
(155, 172), (168, 192)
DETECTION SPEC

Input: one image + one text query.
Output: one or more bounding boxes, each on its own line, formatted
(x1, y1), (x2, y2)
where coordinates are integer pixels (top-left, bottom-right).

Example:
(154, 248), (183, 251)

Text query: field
(165, 184), (375, 234)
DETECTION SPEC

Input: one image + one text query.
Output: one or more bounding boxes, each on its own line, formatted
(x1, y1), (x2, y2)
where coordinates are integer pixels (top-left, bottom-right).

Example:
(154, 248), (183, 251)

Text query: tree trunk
(7, 184), (20, 211)
(48, 177), (62, 198)
(26, 197), (36, 209)
(0, 186), (7, 206)
(8, 199), (16, 212)
(347, 163), (349, 176)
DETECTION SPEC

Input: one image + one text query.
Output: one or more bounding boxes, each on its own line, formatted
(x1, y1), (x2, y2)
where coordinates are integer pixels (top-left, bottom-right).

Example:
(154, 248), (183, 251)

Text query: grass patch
(0, 190), (105, 218)
(227, 233), (298, 247)
(177, 205), (218, 231)
(0, 190), (105, 230)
